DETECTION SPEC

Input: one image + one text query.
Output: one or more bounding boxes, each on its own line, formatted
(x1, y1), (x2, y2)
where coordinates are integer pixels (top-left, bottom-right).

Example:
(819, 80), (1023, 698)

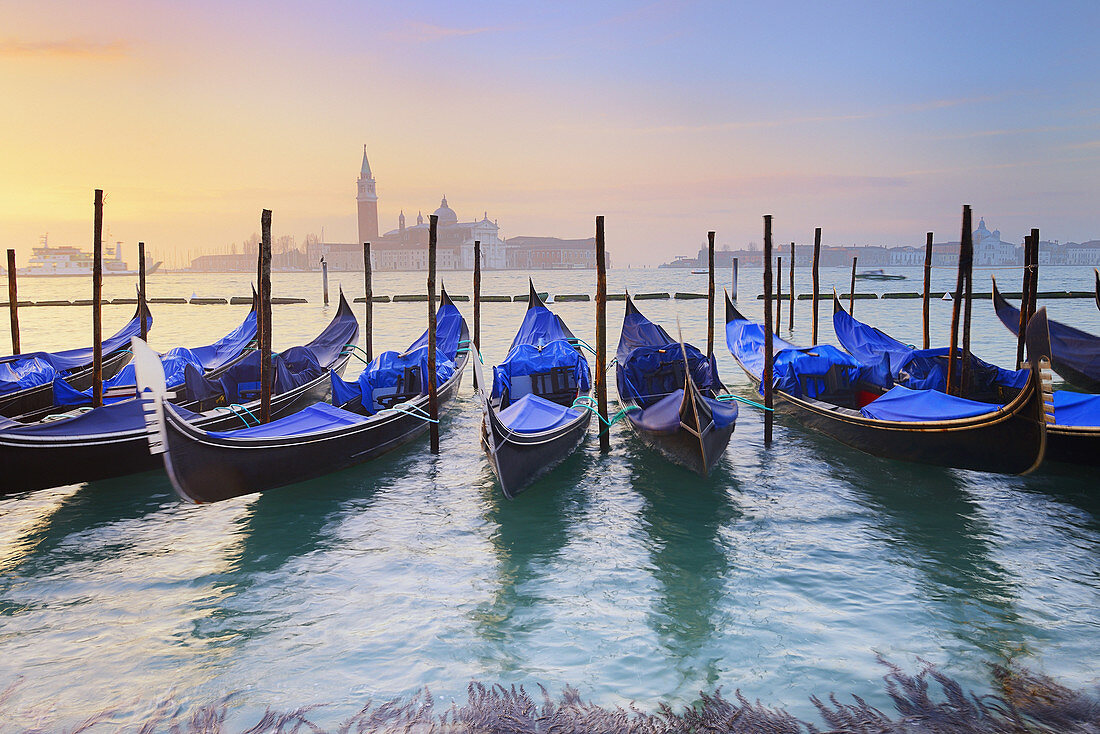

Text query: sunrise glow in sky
(2, 0), (1099, 265)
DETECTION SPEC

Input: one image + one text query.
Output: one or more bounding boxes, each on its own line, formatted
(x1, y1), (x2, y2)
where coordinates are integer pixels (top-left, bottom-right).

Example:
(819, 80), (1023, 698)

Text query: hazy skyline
(2, 0), (1099, 265)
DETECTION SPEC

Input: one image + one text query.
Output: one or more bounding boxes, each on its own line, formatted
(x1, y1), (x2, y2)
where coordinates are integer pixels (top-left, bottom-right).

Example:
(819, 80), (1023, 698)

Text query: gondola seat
(497, 393), (583, 433)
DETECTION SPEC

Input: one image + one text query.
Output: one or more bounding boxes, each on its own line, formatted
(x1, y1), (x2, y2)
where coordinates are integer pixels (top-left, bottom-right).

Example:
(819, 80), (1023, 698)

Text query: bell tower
(357, 145), (379, 243)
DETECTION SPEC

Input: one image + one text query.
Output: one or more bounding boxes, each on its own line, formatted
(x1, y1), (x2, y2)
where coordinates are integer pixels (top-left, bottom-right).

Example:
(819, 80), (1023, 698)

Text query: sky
(2, 0), (1099, 266)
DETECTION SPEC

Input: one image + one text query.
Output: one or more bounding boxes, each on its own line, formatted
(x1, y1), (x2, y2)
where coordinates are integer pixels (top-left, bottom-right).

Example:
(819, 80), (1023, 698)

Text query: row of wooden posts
(3, 195), (1040, 457)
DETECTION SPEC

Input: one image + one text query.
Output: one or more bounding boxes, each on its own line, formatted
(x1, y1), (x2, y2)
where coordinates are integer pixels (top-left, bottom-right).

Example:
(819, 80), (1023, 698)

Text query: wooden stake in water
(473, 239), (481, 356)
(788, 241), (795, 329)
(259, 209), (273, 424)
(427, 215), (440, 454)
(763, 215), (774, 448)
(256, 235), (264, 357)
(731, 257), (738, 301)
(811, 228), (821, 344)
(946, 206), (969, 397)
(922, 232), (932, 350)
(848, 256), (858, 315)
(707, 231), (715, 357)
(959, 207), (975, 396)
(595, 216), (610, 453)
(363, 242), (373, 361)
(6, 249), (19, 355)
(92, 189), (104, 408)
(138, 241), (148, 340)
(775, 256), (783, 334)
(1028, 228), (1040, 325)
(1016, 234), (1033, 369)
(321, 256), (329, 306)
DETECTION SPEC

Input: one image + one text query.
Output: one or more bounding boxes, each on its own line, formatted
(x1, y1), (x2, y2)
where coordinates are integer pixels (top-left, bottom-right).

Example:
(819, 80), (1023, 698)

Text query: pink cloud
(0, 38), (129, 59)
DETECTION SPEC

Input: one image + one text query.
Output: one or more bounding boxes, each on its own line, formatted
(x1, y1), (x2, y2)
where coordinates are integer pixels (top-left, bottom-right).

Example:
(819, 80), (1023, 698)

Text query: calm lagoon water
(0, 266), (1097, 728)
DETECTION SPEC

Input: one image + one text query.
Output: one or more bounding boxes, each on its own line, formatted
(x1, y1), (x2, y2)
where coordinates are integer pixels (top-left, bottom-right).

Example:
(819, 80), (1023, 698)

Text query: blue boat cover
(330, 300), (463, 413)
(184, 346), (323, 405)
(994, 283), (1100, 387)
(1052, 390), (1100, 427)
(492, 340), (590, 405)
(303, 292), (362, 368)
(860, 384), (999, 422)
(0, 304), (152, 397)
(0, 395), (202, 438)
(726, 317), (891, 398)
(188, 310), (258, 371)
(52, 347), (205, 407)
(617, 305), (722, 408)
(506, 304), (574, 353)
(834, 304), (1027, 393)
(626, 388), (738, 432)
(206, 401), (368, 439)
(497, 392), (583, 433)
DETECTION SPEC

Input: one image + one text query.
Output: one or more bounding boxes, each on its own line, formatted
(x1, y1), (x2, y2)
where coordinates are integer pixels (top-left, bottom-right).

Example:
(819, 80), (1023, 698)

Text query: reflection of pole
(922, 232), (932, 350)
(427, 215), (439, 454)
(92, 189), (104, 408)
(363, 243), (373, 361)
(138, 241), (148, 340)
(259, 210), (273, 423)
(473, 239), (481, 390)
(595, 216), (609, 453)
(6, 249), (19, 355)
(707, 231), (715, 357)
(811, 228), (821, 344)
(763, 216), (773, 448)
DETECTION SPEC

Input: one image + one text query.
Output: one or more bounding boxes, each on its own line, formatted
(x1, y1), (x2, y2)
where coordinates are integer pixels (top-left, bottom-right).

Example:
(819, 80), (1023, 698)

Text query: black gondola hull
(1046, 425), (1100, 466)
(618, 388), (735, 476)
(0, 361), (347, 496)
(482, 404), (590, 499)
(160, 358), (467, 503)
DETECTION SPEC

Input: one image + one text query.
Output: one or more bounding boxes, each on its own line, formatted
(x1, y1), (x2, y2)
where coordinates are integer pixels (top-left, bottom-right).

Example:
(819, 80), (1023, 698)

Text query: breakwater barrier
(763, 290), (1094, 301)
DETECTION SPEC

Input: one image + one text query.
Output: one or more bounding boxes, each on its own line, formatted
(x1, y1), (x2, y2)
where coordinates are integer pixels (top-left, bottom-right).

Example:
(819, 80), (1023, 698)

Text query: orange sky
(3, 1), (1099, 265)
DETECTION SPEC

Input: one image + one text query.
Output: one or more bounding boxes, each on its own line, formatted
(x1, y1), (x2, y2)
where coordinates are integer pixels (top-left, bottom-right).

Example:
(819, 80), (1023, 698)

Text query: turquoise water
(0, 267), (1097, 728)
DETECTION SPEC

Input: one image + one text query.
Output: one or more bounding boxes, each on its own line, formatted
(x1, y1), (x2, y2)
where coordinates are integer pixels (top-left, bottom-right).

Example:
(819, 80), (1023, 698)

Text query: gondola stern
(527, 279), (544, 309)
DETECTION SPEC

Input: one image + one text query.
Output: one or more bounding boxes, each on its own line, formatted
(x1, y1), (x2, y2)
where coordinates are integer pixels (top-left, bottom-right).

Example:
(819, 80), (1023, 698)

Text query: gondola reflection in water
(476, 281), (592, 499)
(134, 289), (469, 503)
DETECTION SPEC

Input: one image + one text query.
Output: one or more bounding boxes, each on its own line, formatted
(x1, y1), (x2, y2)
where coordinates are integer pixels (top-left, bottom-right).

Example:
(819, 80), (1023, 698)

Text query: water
(0, 267), (1098, 728)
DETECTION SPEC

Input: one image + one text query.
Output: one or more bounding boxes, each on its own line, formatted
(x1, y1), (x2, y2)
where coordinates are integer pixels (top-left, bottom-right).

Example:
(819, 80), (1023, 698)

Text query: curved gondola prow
(991, 276), (1021, 337)
(527, 279), (545, 310)
(724, 290), (749, 324)
(1094, 268), (1099, 313)
(305, 290), (361, 369)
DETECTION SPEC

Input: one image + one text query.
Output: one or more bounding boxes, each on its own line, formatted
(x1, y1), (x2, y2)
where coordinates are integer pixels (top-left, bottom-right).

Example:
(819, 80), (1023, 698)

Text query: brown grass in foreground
(3, 659), (1098, 733)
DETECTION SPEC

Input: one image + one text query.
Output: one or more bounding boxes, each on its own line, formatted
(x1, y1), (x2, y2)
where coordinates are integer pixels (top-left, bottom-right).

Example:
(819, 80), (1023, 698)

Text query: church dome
(433, 196), (458, 225)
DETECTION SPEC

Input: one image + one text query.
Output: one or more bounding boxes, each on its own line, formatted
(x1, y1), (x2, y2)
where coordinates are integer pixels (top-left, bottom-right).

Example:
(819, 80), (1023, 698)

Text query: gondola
(832, 294), (1100, 467)
(725, 293), (1049, 474)
(0, 292), (358, 495)
(135, 289), (469, 504)
(615, 295), (737, 475)
(476, 281), (591, 499)
(1095, 268), (1099, 313)
(0, 300), (152, 418)
(992, 278), (1100, 391)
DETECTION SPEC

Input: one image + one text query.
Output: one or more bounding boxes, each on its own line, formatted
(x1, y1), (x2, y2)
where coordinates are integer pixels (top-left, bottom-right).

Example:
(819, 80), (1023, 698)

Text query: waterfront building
(505, 237), (609, 269)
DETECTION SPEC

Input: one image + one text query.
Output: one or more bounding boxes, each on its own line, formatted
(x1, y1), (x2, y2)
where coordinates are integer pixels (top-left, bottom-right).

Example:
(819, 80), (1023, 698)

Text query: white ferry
(17, 234), (161, 277)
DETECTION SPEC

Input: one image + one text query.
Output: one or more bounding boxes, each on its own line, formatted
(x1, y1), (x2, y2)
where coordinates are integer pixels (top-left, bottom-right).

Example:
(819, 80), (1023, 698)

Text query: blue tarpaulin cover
(497, 392), (582, 433)
(52, 347), (205, 407)
(860, 384), (999, 422)
(726, 317), (892, 398)
(184, 346), (323, 405)
(1052, 390), (1100, 427)
(331, 299), (463, 413)
(0, 395), (202, 438)
(0, 304), (152, 397)
(490, 302), (589, 407)
(833, 304), (1027, 393)
(206, 401), (368, 439)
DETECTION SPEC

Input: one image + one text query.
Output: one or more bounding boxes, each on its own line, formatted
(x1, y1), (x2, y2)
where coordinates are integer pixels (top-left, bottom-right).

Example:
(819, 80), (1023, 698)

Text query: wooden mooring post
(363, 243), (373, 361)
(775, 255), (783, 334)
(1028, 228), (1040, 324)
(321, 256), (330, 306)
(960, 207), (975, 394)
(922, 232), (932, 350)
(259, 210), (273, 423)
(1016, 234), (1033, 368)
(92, 189), (104, 408)
(138, 241), (148, 340)
(946, 206), (971, 397)
(811, 228), (821, 344)
(6, 249), (19, 355)
(427, 215), (440, 454)
(763, 216), (774, 448)
(848, 256), (858, 315)
(473, 239), (482, 386)
(788, 241), (795, 330)
(731, 257), (738, 301)
(595, 216), (610, 453)
(707, 231), (715, 357)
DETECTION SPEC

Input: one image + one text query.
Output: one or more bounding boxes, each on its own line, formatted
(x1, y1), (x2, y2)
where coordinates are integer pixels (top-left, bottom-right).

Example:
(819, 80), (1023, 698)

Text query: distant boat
(690, 269), (708, 274)
(16, 234), (161, 277)
(854, 269), (905, 281)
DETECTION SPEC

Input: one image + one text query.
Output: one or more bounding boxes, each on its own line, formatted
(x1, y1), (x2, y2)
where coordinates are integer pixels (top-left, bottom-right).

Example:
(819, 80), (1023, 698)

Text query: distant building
(972, 218), (1017, 265)
(506, 237), (609, 269)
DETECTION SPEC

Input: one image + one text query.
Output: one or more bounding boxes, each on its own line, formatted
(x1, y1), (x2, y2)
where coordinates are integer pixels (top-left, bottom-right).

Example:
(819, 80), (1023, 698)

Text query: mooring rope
(715, 394), (773, 411)
(214, 403), (261, 428)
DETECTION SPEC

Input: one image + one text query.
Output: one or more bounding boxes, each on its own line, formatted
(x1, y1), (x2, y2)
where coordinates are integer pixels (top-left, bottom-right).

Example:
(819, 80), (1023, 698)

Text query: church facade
(309, 147), (508, 272)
